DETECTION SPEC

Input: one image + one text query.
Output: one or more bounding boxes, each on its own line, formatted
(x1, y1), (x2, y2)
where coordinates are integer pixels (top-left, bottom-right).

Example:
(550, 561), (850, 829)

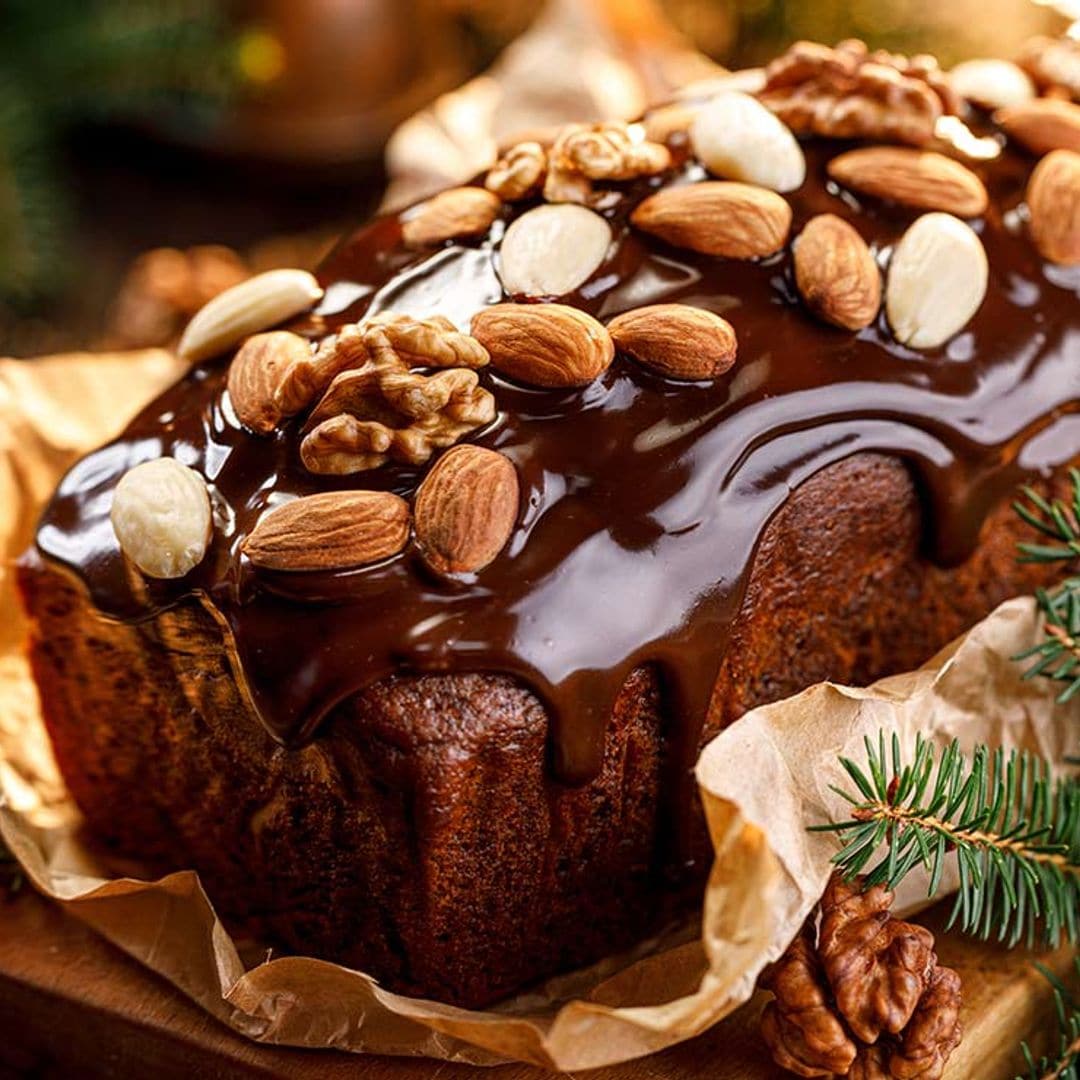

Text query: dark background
(0, 0), (1068, 356)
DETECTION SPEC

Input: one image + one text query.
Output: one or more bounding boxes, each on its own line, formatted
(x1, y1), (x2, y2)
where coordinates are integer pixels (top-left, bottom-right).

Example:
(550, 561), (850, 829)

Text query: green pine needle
(1013, 471), (1080, 704)
(812, 733), (1080, 949)
(1016, 959), (1080, 1080)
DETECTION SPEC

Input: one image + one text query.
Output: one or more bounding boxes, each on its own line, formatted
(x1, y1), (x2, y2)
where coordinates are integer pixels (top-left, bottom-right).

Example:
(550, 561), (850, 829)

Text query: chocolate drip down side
(35, 140), (1080, 811)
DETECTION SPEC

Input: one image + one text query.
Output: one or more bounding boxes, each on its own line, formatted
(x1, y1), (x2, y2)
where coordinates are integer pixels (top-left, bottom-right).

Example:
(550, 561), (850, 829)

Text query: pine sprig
(1014, 471), (1080, 703)
(1016, 960), (1080, 1080)
(813, 733), (1080, 948)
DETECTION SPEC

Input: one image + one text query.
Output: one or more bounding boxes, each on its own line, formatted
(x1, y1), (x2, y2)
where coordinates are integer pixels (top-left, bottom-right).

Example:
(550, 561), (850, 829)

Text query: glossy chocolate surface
(36, 132), (1080, 796)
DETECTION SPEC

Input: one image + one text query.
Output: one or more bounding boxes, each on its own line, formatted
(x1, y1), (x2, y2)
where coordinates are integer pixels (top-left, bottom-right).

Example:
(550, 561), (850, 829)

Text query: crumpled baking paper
(0, 346), (1076, 1070)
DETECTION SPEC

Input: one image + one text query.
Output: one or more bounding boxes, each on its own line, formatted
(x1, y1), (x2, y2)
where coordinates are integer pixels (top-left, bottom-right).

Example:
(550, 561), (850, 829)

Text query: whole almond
(111, 459), (212, 579)
(414, 445), (519, 575)
(995, 99), (1080, 155)
(690, 92), (806, 193)
(177, 269), (323, 364)
(471, 303), (614, 388)
(1027, 149), (1080, 265)
(827, 148), (988, 218)
(793, 215), (881, 331)
(227, 331), (314, 434)
(886, 213), (988, 350)
(607, 305), (737, 380)
(242, 491), (410, 571)
(498, 203), (611, 298)
(401, 187), (502, 248)
(630, 182), (792, 259)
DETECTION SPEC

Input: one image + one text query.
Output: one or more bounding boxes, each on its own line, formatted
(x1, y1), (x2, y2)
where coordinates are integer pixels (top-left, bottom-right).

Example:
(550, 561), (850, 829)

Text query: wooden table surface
(0, 886), (1070, 1079)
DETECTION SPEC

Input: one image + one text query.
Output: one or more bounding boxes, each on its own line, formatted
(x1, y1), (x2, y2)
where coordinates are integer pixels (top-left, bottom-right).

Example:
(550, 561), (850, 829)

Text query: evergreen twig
(1013, 470), (1080, 704)
(1016, 959), (1080, 1080)
(812, 733), (1080, 948)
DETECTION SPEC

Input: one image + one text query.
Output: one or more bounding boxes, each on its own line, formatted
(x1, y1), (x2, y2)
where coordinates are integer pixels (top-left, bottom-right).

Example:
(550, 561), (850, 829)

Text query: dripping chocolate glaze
(35, 137), (1080, 798)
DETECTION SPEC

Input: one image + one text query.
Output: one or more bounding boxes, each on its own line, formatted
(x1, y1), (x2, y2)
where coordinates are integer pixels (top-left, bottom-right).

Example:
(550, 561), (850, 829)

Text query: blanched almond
(607, 305), (737, 380)
(690, 92), (806, 193)
(631, 182), (792, 259)
(1027, 149), (1080, 265)
(177, 269), (323, 364)
(498, 203), (611, 297)
(827, 148), (988, 218)
(471, 303), (613, 388)
(949, 59), (1035, 110)
(226, 331), (314, 434)
(886, 213), (988, 350)
(995, 99), (1080, 155)
(414, 445), (519, 575)
(242, 491), (410, 571)
(401, 187), (502, 248)
(111, 458), (212, 579)
(793, 215), (881, 331)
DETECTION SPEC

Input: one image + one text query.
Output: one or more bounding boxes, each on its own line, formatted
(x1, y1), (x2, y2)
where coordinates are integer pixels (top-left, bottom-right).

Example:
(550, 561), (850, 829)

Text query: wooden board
(0, 887), (1071, 1079)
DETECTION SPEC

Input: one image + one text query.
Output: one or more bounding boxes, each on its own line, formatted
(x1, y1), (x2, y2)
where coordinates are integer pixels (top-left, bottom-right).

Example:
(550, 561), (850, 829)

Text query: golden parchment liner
(0, 348), (1077, 1069)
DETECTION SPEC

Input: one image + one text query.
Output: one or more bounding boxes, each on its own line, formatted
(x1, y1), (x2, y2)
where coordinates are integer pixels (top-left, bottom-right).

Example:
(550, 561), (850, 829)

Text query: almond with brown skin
(470, 303), (614, 388)
(414, 445), (519, 575)
(242, 491), (410, 571)
(607, 305), (737, 380)
(827, 148), (989, 218)
(995, 98), (1080, 155)
(227, 331), (314, 434)
(630, 181), (792, 259)
(793, 214), (881, 331)
(1027, 149), (1080, 265)
(400, 187), (502, 248)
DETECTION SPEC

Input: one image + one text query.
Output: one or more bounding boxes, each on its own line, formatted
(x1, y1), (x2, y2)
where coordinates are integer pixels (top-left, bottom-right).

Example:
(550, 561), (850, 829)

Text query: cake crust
(20, 453), (1072, 1006)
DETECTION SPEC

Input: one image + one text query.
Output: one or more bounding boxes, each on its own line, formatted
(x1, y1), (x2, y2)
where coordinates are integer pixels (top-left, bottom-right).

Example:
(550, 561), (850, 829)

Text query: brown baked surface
(18, 452), (1070, 1007)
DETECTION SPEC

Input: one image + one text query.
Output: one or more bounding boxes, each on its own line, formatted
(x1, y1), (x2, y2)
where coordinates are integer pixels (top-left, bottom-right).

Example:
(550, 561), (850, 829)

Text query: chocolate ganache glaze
(35, 132), (1080, 797)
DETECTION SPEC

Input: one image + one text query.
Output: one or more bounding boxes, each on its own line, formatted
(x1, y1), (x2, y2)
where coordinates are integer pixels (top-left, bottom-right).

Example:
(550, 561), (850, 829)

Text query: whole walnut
(760, 873), (962, 1080)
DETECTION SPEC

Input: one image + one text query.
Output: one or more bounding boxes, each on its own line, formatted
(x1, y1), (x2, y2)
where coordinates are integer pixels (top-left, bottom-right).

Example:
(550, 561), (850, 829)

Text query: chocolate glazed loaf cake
(18, 40), (1080, 1007)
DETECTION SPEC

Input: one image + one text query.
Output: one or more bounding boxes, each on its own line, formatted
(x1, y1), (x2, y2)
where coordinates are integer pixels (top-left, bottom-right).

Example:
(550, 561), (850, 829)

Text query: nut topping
(400, 186), (502, 248)
(630, 181), (792, 259)
(226, 331), (315, 435)
(414, 445), (519, 575)
(607, 305), (737, 381)
(1027, 149), (1080, 266)
(471, 303), (614, 388)
(995, 98), (1080, 156)
(690, 92), (806, 193)
(793, 214), (881, 331)
(555, 121), (670, 181)
(485, 141), (546, 201)
(110, 458), (212, 579)
(1020, 36), (1080, 102)
(177, 268), (323, 364)
(886, 212), (988, 349)
(758, 39), (959, 146)
(949, 58), (1035, 111)
(498, 203), (611, 298)
(827, 147), (989, 218)
(242, 491), (410, 571)
(300, 317), (495, 474)
(760, 875), (962, 1080)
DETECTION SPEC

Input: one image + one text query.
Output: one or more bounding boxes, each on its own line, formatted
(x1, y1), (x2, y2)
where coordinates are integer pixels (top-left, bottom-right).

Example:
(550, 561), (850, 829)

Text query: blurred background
(0, 0), (1074, 358)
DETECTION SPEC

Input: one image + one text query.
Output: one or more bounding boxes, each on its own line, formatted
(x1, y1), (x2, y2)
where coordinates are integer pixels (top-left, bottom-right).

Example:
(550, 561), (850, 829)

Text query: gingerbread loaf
(18, 39), (1080, 1007)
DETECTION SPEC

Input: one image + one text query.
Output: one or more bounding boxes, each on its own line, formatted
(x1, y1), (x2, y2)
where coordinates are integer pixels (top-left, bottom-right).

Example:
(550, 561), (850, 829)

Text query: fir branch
(1014, 472), (1080, 703)
(1016, 960), (1080, 1080)
(812, 733), (1080, 949)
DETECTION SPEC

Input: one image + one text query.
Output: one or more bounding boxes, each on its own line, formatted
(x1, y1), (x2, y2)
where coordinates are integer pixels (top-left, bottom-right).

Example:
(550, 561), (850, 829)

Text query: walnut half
(760, 873), (963, 1080)
(758, 39), (959, 147)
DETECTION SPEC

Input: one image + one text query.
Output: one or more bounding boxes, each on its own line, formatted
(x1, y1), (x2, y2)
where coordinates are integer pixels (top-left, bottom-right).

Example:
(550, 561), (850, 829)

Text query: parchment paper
(0, 348), (1076, 1069)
